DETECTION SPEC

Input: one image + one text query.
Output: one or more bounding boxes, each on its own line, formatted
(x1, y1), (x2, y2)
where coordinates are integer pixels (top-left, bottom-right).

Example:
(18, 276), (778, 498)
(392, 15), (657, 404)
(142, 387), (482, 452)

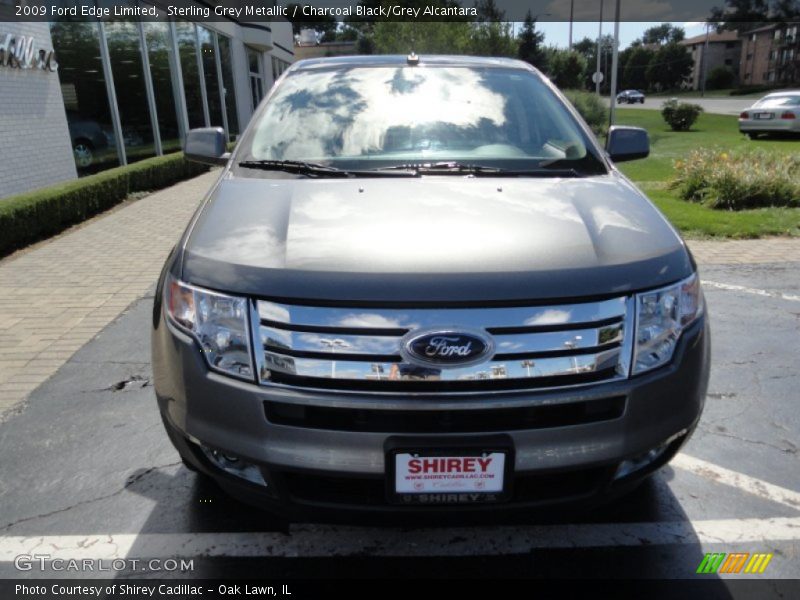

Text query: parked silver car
(152, 55), (709, 519)
(739, 91), (800, 138)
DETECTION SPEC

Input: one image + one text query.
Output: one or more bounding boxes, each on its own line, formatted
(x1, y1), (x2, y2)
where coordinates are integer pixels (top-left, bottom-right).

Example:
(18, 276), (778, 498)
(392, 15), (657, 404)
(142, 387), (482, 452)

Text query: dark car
(616, 89), (646, 104)
(66, 112), (109, 169)
(152, 55), (709, 520)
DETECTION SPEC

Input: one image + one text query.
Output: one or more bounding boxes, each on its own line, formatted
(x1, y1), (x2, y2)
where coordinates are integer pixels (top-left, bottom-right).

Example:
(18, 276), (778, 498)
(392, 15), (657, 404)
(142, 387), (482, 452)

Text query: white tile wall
(0, 22), (77, 200)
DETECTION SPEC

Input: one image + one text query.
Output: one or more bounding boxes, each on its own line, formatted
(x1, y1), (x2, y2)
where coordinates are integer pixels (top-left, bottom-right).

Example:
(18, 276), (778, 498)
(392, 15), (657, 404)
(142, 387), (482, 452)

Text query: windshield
(236, 65), (606, 175)
(755, 95), (800, 108)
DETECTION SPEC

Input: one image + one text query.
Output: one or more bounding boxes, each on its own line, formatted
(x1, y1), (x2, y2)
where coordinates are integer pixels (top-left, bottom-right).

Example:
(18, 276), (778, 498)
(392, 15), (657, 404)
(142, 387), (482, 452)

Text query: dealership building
(0, 6), (293, 199)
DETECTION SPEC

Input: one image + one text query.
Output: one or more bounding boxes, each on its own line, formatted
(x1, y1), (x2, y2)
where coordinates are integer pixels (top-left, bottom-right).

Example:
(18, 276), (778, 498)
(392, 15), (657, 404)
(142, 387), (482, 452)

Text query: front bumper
(152, 303), (710, 519)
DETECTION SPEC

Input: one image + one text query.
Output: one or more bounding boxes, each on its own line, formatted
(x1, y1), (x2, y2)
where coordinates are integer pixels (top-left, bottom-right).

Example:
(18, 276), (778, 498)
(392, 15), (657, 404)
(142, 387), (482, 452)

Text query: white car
(739, 91), (800, 138)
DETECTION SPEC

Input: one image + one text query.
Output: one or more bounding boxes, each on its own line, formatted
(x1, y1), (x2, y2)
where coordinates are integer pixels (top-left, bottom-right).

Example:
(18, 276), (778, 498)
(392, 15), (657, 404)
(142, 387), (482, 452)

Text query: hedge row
(0, 152), (210, 257)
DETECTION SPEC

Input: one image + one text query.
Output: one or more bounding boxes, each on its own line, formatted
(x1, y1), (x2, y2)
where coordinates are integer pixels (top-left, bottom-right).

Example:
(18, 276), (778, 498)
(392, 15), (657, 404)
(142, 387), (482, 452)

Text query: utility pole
(568, 0), (574, 49)
(608, 0), (621, 128)
(700, 22), (711, 96)
(595, 0), (604, 95)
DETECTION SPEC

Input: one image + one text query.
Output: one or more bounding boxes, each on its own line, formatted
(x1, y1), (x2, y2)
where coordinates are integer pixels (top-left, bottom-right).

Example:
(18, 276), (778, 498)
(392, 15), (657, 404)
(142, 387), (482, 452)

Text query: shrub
(546, 49), (588, 90)
(706, 66), (735, 90)
(670, 148), (800, 209)
(661, 99), (703, 131)
(0, 152), (209, 257)
(563, 89), (607, 136)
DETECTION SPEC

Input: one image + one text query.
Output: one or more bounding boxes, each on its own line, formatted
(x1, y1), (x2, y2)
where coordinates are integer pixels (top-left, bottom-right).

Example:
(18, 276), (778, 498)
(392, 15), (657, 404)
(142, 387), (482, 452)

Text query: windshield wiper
(238, 159), (417, 178)
(373, 161), (584, 177)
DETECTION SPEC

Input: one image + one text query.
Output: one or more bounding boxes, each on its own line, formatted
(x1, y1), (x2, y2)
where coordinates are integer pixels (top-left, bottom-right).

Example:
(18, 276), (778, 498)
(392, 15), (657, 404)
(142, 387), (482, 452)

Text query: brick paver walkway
(689, 238), (800, 265)
(1, 169), (799, 417)
(0, 170), (218, 417)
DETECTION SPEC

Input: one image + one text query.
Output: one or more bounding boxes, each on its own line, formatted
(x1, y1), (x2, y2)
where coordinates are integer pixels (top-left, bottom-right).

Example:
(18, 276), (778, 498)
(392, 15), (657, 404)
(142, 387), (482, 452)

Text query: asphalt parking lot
(0, 259), (798, 584)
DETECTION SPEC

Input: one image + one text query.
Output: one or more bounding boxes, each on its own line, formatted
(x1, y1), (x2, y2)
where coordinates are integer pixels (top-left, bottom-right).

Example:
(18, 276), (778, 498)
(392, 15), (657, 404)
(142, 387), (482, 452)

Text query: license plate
(391, 451), (508, 504)
(755, 112), (774, 120)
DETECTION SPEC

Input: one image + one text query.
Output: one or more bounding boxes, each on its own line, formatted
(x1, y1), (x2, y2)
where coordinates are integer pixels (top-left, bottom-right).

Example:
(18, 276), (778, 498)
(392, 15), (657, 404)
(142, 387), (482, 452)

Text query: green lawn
(611, 109), (800, 238)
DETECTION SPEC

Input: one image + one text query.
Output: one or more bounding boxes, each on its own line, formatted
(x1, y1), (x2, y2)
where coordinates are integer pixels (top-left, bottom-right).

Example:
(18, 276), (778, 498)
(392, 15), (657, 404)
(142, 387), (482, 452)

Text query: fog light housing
(197, 443), (268, 488)
(614, 430), (687, 480)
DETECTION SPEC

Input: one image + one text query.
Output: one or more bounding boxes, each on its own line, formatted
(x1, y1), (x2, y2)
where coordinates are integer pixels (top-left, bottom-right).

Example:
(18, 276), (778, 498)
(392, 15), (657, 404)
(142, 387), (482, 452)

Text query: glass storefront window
(49, 22), (119, 175)
(142, 22), (182, 154)
(217, 34), (239, 140)
(105, 20), (156, 164)
(51, 19), (280, 174)
(197, 27), (224, 130)
(175, 21), (205, 129)
(271, 56), (290, 81)
(247, 47), (264, 111)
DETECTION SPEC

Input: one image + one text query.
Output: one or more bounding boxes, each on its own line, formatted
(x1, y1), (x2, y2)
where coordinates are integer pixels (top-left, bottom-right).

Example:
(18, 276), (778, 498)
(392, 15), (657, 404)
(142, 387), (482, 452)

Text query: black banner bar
(1, 0), (799, 23)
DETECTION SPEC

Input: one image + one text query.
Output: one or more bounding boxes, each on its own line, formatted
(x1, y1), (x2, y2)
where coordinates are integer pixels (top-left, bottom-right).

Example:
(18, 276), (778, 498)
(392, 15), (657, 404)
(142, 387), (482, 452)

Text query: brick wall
(0, 22), (77, 200)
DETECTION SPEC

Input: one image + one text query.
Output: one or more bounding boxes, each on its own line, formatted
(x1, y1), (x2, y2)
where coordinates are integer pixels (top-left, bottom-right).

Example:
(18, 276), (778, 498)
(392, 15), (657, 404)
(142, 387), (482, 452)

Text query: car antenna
(407, 52), (419, 65)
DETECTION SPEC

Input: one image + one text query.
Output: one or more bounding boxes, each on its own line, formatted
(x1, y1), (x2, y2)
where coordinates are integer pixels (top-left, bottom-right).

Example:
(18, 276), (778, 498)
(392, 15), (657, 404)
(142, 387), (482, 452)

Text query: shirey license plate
(392, 451), (508, 504)
(755, 112), (774, 120)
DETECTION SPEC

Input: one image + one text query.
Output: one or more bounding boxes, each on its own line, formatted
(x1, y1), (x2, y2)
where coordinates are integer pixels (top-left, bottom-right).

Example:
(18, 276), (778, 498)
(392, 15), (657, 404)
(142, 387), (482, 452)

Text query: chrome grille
(253, 296), (634, 394)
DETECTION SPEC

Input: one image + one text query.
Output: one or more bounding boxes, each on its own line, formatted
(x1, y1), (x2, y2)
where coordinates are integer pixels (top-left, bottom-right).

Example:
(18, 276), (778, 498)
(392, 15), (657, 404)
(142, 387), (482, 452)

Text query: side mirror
(184, 127), (229, 166)
(606, 125), (649, 162)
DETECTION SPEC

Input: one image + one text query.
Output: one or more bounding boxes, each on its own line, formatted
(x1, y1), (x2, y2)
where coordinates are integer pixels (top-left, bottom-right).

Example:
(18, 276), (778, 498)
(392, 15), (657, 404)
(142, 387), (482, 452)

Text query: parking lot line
(1, 516), (799, 560)
(672, 454), (800, 511)
(702, 280), (800, 303)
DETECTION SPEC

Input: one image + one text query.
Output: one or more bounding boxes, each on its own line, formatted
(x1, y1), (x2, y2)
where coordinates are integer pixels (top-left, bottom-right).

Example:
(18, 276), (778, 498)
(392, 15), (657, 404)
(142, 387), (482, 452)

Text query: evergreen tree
(518, 10), (547, 70)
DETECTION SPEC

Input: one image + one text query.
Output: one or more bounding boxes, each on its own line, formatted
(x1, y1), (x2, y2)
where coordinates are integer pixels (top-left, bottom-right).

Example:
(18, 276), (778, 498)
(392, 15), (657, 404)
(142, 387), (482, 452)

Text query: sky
(534, 21), (708, 50)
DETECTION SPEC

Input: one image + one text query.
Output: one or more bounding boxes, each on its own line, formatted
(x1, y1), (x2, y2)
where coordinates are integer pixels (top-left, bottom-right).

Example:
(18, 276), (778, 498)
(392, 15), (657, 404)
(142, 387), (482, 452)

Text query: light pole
(371, 363), (384, 380)
(319, 338), (349, 378)
(608, 0), (622, 128)
(521, 359), (535, 377)
(564, 335), (583, 373)
(595, 0), (604, 95)
(568, 0), (575, 49)
(700, 22), (712, 97)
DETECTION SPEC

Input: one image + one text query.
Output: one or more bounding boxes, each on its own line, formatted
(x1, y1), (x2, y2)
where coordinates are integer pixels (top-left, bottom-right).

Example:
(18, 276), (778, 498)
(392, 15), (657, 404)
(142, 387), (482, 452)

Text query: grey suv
(152, 55), (709, 518)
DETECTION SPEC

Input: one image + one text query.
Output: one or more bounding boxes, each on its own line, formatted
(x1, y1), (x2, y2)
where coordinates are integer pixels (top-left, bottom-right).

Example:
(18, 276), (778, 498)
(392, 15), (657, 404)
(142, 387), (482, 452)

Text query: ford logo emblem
(401, 328), (495, 369)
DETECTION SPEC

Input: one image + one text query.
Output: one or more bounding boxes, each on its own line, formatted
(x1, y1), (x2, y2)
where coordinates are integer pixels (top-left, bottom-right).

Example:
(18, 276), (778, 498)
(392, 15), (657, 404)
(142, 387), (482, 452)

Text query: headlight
(633, 273), (704, 375)
(165, 276), (254, 380)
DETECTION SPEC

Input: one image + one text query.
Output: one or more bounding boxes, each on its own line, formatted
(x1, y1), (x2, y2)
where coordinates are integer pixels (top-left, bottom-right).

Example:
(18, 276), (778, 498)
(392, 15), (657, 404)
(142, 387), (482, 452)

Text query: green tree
(641, 23), (685, 45)
(468, 0), (516, 57)
(710, 0), (770, 30)
(646, 42), (693, 91)
(286, 3), (338, 42)
(773, 0), (800, 19)
(474, 0), (504, 20)
(623, 46), (655, 90)
(356, 34), (376, 54)
(706, 66), (736, 89)
(572, 34), (615, 91)
(371, 21), (473, 54)
(546, 49), (588, 89)
(343, 0), (380, 47)
(518, 10), (547, 70)
(471, 22), (517, 57)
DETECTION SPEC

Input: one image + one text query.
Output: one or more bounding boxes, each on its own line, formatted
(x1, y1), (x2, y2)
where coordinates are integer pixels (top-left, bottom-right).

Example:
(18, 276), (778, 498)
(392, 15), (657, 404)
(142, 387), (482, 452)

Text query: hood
(181, 174), (693, 302)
